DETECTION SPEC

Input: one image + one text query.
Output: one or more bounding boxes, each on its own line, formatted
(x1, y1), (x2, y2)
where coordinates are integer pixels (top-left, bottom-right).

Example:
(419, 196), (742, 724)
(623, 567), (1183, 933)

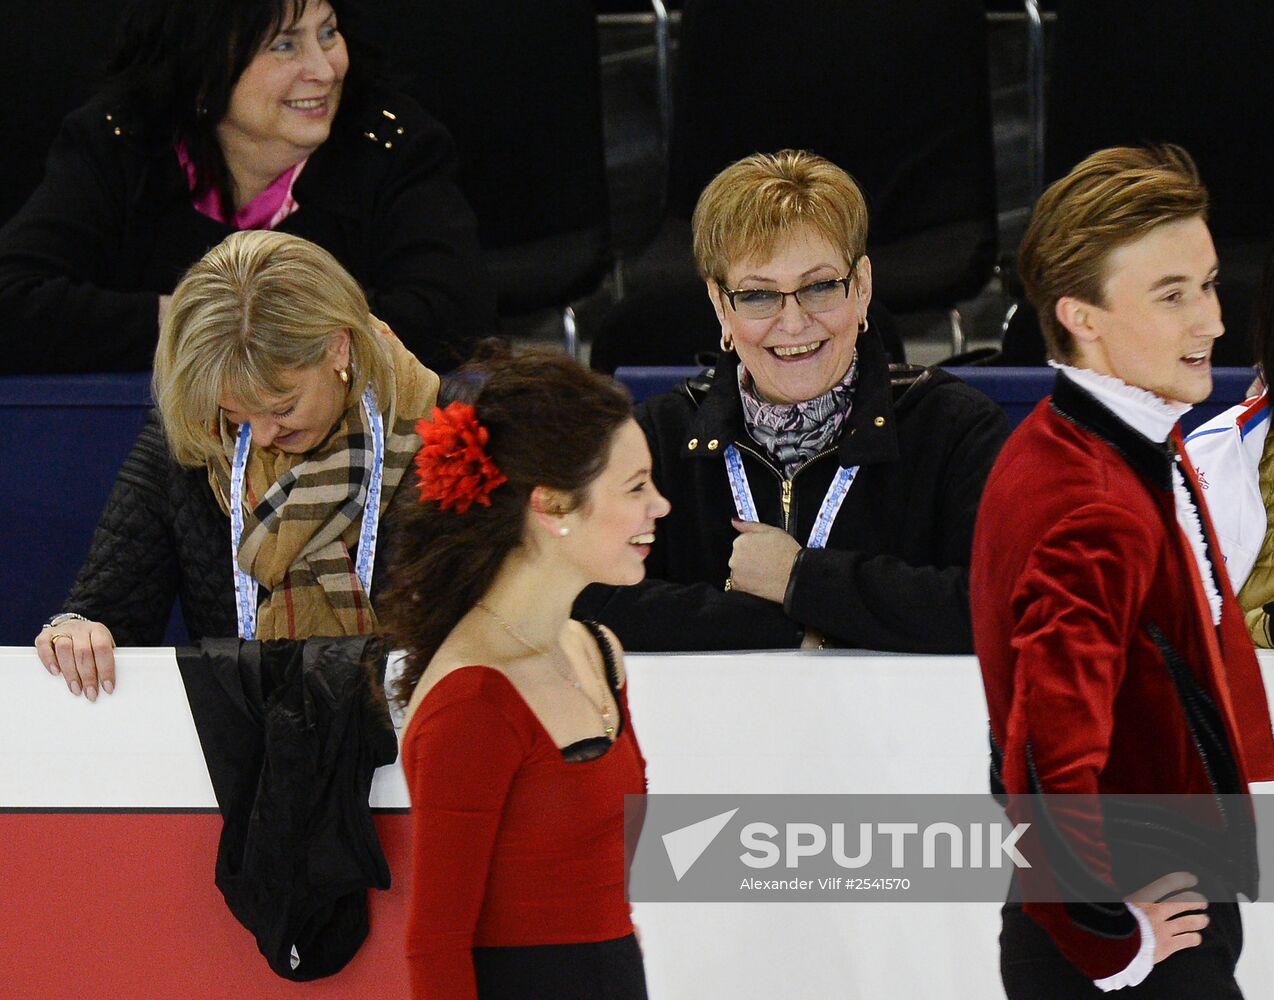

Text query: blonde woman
(34, 230), (439, 699)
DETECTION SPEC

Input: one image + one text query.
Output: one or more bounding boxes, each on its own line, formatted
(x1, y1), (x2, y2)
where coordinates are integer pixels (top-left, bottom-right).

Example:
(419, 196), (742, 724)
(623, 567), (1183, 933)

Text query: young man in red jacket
(972, 145), (1274, 996)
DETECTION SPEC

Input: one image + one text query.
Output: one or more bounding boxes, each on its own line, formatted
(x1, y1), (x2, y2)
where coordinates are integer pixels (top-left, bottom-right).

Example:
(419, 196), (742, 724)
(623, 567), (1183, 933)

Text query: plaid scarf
(738, 355), (858, 477)
(209, 328), (438, 639)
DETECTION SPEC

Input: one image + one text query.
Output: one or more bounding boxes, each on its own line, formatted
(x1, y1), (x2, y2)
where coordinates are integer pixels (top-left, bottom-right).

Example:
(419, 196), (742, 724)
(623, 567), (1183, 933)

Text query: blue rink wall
(0, 367), (1253, 645)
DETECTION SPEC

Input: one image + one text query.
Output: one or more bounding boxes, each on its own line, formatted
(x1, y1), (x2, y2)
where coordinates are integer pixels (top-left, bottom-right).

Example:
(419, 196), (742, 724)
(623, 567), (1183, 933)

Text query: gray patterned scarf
(737, 356), (858, 477)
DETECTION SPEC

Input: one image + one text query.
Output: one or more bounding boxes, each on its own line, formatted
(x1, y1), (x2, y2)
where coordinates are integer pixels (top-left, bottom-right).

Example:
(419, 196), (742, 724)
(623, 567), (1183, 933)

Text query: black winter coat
(0, 84), (495, 374)
(575, 331), (1012, 652)
(62, 411), (407, 645)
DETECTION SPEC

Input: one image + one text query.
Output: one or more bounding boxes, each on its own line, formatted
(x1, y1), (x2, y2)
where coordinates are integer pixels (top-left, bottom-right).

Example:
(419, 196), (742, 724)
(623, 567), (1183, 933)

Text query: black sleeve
(363, 113), (497, 373)
(573, 394), (803, 651)
(574, 579), (802, 652)
(62, 412), (180, 645)
(783, 394), (1012, 653)
(0, 109), (162, 373)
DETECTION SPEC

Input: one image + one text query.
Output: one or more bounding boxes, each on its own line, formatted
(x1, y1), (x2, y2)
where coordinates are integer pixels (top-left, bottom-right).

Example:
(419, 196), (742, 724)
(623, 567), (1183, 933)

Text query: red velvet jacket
(971, 372), (1274, 979)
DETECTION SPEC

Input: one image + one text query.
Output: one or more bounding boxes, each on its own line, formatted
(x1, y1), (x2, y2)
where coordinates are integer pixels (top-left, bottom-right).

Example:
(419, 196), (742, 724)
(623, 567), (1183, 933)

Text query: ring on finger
(48, 633), (70, 646)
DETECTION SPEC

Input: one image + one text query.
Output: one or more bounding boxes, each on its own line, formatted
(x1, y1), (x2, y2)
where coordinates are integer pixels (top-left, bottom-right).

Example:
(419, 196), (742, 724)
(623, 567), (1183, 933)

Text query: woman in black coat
(576, 150), (1011, 653)
(33, 231), (440, 701)
(0, 0), (494, 375)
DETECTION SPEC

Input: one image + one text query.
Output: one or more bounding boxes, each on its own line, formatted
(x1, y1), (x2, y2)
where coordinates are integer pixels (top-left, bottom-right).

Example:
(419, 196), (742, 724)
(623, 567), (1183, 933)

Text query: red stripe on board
(0, 812), (413, 998)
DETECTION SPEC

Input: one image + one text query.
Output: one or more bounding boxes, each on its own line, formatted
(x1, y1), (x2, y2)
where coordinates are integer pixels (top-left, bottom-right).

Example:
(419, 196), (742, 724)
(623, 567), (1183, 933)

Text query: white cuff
(1093, 902), (1155, 992)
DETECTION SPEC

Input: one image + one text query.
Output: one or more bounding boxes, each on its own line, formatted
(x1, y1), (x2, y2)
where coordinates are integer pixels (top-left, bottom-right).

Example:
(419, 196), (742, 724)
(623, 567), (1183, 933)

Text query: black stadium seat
(1006, 0), (1274, 366)
(590, 0), (999, 369)
(368, 0), (614, 355)
(0, 0), (129, 227)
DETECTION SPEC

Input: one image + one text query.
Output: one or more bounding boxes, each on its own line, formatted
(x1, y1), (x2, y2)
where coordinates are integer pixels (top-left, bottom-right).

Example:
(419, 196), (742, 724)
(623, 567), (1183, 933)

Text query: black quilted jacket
(63, 411), (407, 645)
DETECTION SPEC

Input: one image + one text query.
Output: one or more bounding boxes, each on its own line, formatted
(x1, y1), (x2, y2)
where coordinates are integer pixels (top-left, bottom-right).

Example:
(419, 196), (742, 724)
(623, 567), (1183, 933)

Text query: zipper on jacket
(731, 441), (794, 534)
(732, 440), (840, 538)
(784, 447), (840, 535)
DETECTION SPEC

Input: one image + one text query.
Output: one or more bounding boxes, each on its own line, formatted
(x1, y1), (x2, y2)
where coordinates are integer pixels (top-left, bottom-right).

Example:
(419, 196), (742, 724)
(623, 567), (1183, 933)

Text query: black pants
(1000, 902), (1243, 999)
(472, 933), (648, 1000)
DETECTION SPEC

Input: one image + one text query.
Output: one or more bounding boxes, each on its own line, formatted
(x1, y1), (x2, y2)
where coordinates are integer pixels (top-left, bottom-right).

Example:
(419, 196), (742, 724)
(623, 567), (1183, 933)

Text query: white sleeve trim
(1093, 902), (1155, 992)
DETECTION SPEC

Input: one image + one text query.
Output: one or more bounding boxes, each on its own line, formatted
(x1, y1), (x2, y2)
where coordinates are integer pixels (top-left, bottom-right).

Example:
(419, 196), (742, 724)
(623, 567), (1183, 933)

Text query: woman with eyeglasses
(575, 149), (1011, 653)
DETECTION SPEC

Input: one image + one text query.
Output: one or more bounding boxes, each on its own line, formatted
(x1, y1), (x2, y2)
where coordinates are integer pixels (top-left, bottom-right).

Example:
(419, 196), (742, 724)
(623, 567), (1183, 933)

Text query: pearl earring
(559, 526), (570, 537)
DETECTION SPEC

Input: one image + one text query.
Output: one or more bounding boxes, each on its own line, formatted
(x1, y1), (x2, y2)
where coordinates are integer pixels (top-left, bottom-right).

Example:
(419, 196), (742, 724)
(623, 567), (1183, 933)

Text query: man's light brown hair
(1017, 144), (1209, 362)
(692, 149), (868, 283)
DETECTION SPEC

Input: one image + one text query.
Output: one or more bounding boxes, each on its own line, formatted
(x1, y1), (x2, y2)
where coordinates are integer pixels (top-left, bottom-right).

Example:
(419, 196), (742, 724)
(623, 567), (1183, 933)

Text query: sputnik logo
(661, 808), (739, 881)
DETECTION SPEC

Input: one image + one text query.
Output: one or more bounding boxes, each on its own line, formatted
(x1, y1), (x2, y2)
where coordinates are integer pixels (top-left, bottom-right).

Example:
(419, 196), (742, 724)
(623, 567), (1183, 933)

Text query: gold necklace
(475, 601), (615, 737)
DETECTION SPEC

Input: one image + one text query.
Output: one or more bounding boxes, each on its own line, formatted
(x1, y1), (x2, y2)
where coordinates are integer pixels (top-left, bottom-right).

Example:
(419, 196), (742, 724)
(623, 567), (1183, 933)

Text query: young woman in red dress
(381, 346), (670, 999)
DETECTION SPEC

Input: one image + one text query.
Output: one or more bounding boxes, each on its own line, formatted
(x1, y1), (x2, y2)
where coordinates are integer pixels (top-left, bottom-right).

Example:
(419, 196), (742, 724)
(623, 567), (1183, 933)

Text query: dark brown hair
(1018, 144), (1208, 362)
(379, 343), (633, 709)
(105, 0), (377, 216)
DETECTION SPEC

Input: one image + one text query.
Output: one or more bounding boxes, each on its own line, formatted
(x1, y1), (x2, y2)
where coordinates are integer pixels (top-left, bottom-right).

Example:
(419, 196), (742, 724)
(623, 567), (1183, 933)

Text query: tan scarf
(208, 327), (438, 639)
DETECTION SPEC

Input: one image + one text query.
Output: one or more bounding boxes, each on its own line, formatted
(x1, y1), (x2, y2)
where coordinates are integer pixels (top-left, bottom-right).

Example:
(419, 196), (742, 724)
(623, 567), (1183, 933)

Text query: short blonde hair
(153, 231), (394, 467)
(1018, 144), (1209, 362)
(692, 149), (869, 283)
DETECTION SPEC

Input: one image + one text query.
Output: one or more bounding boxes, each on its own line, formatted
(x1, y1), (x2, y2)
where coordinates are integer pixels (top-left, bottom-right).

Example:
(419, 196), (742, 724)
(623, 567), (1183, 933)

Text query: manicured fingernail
(86, 687), (97, 703)
(70, 680), (81, 695)
(50, 664), (61, 676)
(102, 680), (114, 694)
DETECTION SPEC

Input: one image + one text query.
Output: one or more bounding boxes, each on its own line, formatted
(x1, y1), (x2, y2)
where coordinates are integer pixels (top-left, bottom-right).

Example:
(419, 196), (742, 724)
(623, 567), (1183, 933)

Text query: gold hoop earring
(720, 331), (735, 353)
(858, 318), (869, 335)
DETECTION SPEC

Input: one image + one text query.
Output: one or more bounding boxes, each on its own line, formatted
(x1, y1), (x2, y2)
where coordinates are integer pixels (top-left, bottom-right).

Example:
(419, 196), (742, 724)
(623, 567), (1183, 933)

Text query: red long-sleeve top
(402, 666), (646, 999)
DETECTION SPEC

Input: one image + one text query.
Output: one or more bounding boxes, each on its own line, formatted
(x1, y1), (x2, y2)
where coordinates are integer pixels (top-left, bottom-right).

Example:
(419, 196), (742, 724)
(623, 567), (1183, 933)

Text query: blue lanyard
(723, 443), (857, 549)
(229, 387), (384, 639)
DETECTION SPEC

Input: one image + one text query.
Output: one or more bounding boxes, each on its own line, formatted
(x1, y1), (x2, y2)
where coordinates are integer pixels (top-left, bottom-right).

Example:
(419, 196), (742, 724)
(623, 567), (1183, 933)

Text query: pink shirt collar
(175, 142), (306, 230)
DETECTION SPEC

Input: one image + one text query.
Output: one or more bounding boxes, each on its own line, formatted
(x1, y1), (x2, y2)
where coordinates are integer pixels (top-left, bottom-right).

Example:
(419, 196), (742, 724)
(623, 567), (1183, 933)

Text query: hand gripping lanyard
(724, 443), (857, 549)
(230, 387), (384, 639)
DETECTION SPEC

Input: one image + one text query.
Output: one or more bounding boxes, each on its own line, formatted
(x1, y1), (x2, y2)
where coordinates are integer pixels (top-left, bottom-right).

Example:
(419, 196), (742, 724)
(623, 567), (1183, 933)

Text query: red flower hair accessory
(414, 402), (508, 513)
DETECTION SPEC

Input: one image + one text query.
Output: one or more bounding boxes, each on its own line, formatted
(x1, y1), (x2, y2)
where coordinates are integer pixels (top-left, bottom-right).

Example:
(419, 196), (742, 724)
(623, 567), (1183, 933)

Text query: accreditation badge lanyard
(229, 387), (384, 640)
(723, 443), (858, 549)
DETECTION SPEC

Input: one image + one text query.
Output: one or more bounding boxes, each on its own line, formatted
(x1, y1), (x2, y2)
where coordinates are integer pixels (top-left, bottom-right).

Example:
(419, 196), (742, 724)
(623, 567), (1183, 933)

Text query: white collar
(1051, 362), (1191, 444)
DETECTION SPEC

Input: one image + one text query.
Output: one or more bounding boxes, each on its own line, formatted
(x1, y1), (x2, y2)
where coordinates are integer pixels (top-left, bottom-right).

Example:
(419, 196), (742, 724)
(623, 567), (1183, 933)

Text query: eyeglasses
(716, 263), (858, 320)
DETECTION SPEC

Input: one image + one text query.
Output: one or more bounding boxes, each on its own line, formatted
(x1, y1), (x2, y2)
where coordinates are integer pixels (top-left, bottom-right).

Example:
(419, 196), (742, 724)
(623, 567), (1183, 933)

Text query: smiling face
(710, 225), (870, 404)
(565, 419), (670, 586)
(217, 0), (348, 164)
(1063, 215), (1223, 404)
(217, 330), (351, 454)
